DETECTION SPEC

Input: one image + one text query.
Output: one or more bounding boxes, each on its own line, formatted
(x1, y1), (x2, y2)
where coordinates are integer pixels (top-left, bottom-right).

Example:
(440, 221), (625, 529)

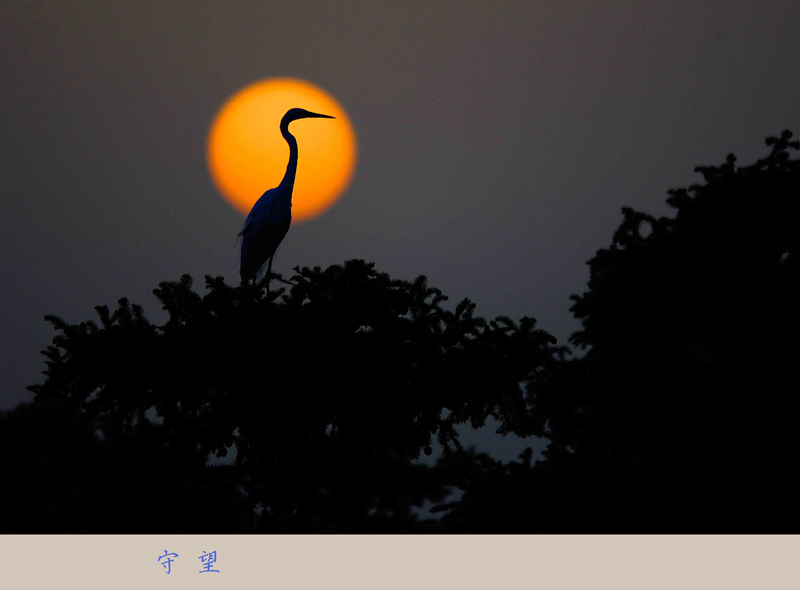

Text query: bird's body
(239, 108), (334, 283)
(239, 187), (292, 282)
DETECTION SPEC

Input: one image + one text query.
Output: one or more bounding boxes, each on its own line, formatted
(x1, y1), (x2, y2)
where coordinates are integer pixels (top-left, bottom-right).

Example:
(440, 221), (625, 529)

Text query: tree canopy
(440, 130), (800, 532)
(3, 131), (797, 533)
(7, 260), (557, 532)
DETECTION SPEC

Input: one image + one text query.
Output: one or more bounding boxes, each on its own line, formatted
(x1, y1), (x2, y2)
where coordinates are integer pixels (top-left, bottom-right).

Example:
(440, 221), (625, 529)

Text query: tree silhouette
(6, 260), (557, 532)
(4, 132), (797, 533)
(436, 131), (800, 532)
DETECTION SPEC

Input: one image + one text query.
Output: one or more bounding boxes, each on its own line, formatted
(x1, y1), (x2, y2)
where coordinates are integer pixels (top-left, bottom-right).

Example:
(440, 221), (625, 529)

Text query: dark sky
(2, 1), (799, 460)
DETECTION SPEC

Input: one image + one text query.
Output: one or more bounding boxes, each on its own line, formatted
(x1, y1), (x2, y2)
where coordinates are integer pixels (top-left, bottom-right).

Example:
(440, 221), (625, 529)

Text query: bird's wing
(239, 189), (277, 236)
(238, 187), (292, 282)
(239, 204), (258, 236)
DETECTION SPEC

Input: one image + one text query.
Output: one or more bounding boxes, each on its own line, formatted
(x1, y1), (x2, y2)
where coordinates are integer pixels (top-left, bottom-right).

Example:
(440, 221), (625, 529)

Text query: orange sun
(207, 78), (357, 222)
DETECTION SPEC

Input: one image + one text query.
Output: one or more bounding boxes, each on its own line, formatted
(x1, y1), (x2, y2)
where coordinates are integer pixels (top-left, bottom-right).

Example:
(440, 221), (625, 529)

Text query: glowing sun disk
(207, 78), (357, 222)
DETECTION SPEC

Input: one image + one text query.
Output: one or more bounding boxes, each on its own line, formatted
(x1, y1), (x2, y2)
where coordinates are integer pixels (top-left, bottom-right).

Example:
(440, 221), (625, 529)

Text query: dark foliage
(439, 131), (800, 532)
(5, 260), (556, 532)
(4, 131), (797, 533)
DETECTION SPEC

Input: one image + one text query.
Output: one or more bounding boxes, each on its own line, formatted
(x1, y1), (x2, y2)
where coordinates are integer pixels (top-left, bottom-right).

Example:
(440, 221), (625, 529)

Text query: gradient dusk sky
(2, 1), (799, 460)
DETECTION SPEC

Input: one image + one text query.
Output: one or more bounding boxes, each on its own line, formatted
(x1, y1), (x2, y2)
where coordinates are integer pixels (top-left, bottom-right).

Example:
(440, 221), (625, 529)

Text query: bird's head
(281, 108), (335, 126)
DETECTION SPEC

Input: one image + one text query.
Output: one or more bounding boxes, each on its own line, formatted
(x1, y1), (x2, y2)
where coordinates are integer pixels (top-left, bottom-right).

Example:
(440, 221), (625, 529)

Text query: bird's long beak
(305, 111), (335, 119)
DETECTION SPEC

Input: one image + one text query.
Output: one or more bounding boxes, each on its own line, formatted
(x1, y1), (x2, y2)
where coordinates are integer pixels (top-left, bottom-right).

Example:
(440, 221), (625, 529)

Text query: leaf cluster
(16, 259), (557, 532)
(7, 131), (798, 533)
(510, 131), (800, 531)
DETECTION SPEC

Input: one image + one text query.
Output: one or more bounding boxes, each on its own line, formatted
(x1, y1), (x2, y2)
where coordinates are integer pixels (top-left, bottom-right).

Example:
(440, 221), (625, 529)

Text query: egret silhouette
(239, 108), (335, 283)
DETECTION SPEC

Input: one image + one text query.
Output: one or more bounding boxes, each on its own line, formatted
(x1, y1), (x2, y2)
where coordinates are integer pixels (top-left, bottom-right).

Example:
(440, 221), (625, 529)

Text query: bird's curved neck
(278, 121), (299, 195)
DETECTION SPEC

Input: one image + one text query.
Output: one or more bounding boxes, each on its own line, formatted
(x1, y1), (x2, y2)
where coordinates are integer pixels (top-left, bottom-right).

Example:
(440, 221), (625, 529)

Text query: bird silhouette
(239, 108), (335, 283)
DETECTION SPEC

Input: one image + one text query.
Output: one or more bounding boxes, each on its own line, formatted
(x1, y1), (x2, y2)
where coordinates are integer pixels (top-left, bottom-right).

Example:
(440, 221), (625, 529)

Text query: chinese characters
(157, 550), (179, 574)
(157, 550), (220, 574)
